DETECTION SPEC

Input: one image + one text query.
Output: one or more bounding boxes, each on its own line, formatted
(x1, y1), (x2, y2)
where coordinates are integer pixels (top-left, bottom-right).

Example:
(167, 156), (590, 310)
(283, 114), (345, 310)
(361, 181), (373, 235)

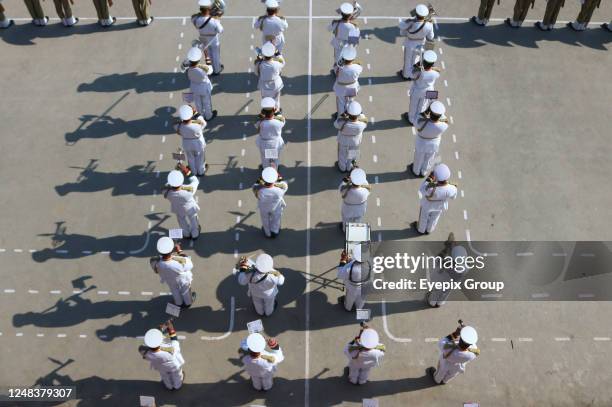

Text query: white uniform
(334, 117), (367, 172)
(337, 260), (370, 311)
(434, 337), (477, 384)
(176, 118), (207, 176)
(418, 180), (457, 234)
(155, 255), (194, 306)
(256, 58), (285, 111)
(328, 19), (358, 64)
(399, 18), (434, 79)
(165, 175), (201, 238)
(238, 268), (285, 316)
(412, 118), (448, 176)
(408, 69), (439, 124)
(255, 116), (285, 168)
(334, 63), (362, 115)
(254, 15), (288, 53)
(254, 181), (288, 237)
(344, 343), (385, 384)
(242, 347), (284, 390)
(339, 182), (370, 229)
(144, 339), (185, 390)
(187, 65), (214, 120)
(192, 15), (224, 73)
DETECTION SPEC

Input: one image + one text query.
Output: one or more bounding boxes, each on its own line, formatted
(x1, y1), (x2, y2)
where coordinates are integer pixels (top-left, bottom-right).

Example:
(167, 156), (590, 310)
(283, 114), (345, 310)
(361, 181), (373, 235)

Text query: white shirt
(416, 119), (448, 140)
(340, 184), (370, 206)
(419, 181), (457, 210)
(238, 269), (285, 298)
(328, 19), (357, 42)
(411, 69), (439, 91)
(338, 260), (370, 287)
(335, 64), (362, 87)
(166, 176), (200, 216)
(145, 340), (184, 373)
(192, 15), (224, 45)
(256, 117), (285, 140)
(254, 15), (288, 37)
(344, 343), (385, 368)
(257, 59), (285, 91)
(177, 119), (206, 140)
(187, 66), (212, 94)
(399, 18), (435, 42)
(255, 182), (288, 211)
(242, 347), (284, 378)
(335, 118), (367, 146)
(437, 337), (477, 374)
(156, 256), (194, 288)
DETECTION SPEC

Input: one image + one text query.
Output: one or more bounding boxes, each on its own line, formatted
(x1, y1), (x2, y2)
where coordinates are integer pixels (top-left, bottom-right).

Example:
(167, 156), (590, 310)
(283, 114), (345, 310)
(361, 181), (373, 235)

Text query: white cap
(261, 97), (276, 109)
(187, 47), (203, 62)
(261, 42), (276, 57)
(156, 236), (174, 255)
(352, 244), (362, 262)
(423, 50), (437, 63)
(179, 105), (194, 121)
(198, 0), (212, 7)
(340, 2), (354, 15)
(255, 253), (274, 273)
(262, 167), (278, 183)
(360, 329), (379, 349)
(350, 168), (367, 185)
(167, 170), (184, 187)
(460, 326), (478, 345)
(429, 101), (446, 116)
(346, 101), (362, 116)
(416, 4), (429, 17)
(341, 46), (357, 61)
(246, 333), (266, 352)
(265, 0), (279, 8)
(144, 329), (164, 348)
(433, 164), (451, 181)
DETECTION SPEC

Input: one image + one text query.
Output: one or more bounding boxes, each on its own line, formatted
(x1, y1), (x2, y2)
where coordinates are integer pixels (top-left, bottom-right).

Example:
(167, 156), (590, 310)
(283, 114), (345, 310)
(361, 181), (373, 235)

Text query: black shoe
(426, 367), (439, 383)
(402, 112), (413, 126)
(470, 16), (484, 26)
(277, 108), (283, 114)
(535, 21), (545, 31)
(191, 225), (201, 240)
(396, 70), (410, 80)
(338, 295), (345, 305)
(2, 19), (14, 29)
(207, 110), (218, 121)
(601, 23), (609, 30)
(504, 18), (513, 28)
(338, 222), (344, 232)
(274, 300), (278, 311)
(331, 112), (338, 120)
(110, 17), (116, 26)
(149, 16), (154, 25)
(191, 291), (197, 303)
(262, 227), (272, 238)
(211, 65), (224, 76)
(567, 21), (581, 31)
(270, 232), (278, 239)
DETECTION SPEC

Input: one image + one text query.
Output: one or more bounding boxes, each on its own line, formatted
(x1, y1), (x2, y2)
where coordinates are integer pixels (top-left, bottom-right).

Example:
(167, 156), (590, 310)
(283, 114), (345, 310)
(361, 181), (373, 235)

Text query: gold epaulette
(171, 255), (187, 265)
(375, 344), (386, 352)
(261, 354), (276, 363)
(357, 117), (368, 124)
(274, 115), (285, 122)
(433, 67), (442, 72)
(353, 60), (362, 65)
(160, 346), (174, 354)
(180, 185), (194, 192)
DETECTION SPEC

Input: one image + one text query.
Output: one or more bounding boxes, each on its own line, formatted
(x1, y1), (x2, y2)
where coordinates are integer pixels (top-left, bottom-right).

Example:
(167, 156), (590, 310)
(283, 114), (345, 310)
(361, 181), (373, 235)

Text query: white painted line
(531, 293), (550, 299)
(175, 56), (180, 62)
(118, 291), (130, 295)
(516, 252), (534, 256)
(370, 117), (375, 124)
(452, 134), (456, 143)
(238, 199), (242, 208)
(491, 338), (507, 342)
(174, 67), (178, 73)
(594, 337), (611, 341)
(73, 290), (84, 294)
(381, 300), (412, 343)
(441, 61), (446, 70)
(411, 127), (416, 135)
(141, 291), (153, 296)
(50, 290), (61, 294)
(36, 333), (44, 337)
(462, 210), (468, 220)
(16, 333), (23, 337)
(364, 17), (368, 24)
(3, 289), (15, 293)
(444, 79), (448, 87)
(438, 48), (443, 55)
(373, 154), (378, 163)
(57, 334), (67, 338)
(552, 253), (568, 257)
(56, 249), (68, 254)
(460, 190), (464, 198)
(377, 232), (382, 242)
(555, 337), (571, 341)
(457, 170), (462, 179)
(169, 93), (174, 100)
(454, 151), (459, 160)
(0, 249), (5, 252)
(374, 176), (379, 184)
(13, 249), (23, 253)
(79, 334), (87, 338)
(425, 337), (439, 343)
(449, 116), (454, 124)
(81, 250), (92, 254)
(371, 135), (376, 144)
(97, 291), (109, 295)
(241, 149), (245, 156)
(180, 32), (184, 38)
(365, 48), (370, 55)
(446, 97), (452, 106)
(182, 17), (186, 25)
(235, 232), (240, 241)
(518, 337), (533, 342)
(234, 249), (239, 259)
(201, 297), (235, 340)
(578, 293), (595, 298)
(580, 253), (595, 257)
(369, 95), (373, 103)
(377, 217), (382, 227)
(376, 198), (380, 207)
(162, 136), (166, 143)
(367, 63), (371, 70)
(368, 78), (372, 85)
(28, 290), (38, 294)
(239, 182), (243, 190)
(305, 5), (313, 405)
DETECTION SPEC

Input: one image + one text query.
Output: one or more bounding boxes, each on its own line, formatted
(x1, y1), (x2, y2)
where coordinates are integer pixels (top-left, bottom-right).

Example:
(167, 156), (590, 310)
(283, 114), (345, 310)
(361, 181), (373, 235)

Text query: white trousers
(338, 145), (360, 172)
(259, 206), (283, 236)
(402, 42), (422, 79)
(201, 41), (222, 73)
(183, 139), (206, 176)
(434, 359), (462, 384)
(177, 212), (200, 238)
(252, 294), (276, 316)
(408, 89), (429, 124)
(169, 282), (193, 307)
(251, 374), (274, 390)
(348, 365), (372, 385)
(160, 369), (184, 390)
(418, 206), (442, 234)
(193, 92), (214, 120)
(344, 284), (365, 311)
(413, 148), (436, 177)
(336, 95), (355, 116)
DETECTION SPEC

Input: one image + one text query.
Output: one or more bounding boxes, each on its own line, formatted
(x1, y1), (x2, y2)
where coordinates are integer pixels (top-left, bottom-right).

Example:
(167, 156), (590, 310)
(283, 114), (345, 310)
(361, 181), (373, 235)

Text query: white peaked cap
(352, 244), (362, 262)
(198, 0), (212, 7)
(167, 170), (184, 187)
(261, 42), (276, 57)
(179, 105), (194, 121)
(429, 101), (445, 116)
(360, 329), (379, 349)
(256, 253), (274, 273)
(423, 50), (437, 63)
(460, 326), (478, 345)
(433, 163), (451, 181)
(144, 329), (164, 348)
(262, 167), (278, 183)
(416, 4), (429, 17)
(340, 2), (354, 14)
(265, 0), (279, 8)
(261, 97), (276, 109)
(247, 333), (266, 352)
(157, 236), (174, 255)
(350, 168), (367, 185)
(346, 101), (362, 116)
(341, 46), (357, 61)
(187, 47), (203, 62)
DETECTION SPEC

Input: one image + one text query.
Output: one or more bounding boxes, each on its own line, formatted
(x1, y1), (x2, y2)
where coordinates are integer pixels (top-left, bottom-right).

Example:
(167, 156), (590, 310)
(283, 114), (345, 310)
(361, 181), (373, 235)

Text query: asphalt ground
(0, 0), (611, 406)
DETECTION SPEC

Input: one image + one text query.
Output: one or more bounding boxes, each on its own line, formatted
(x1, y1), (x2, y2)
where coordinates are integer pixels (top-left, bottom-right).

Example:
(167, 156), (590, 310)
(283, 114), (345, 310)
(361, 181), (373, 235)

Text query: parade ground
(0, 0), (611, 406)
